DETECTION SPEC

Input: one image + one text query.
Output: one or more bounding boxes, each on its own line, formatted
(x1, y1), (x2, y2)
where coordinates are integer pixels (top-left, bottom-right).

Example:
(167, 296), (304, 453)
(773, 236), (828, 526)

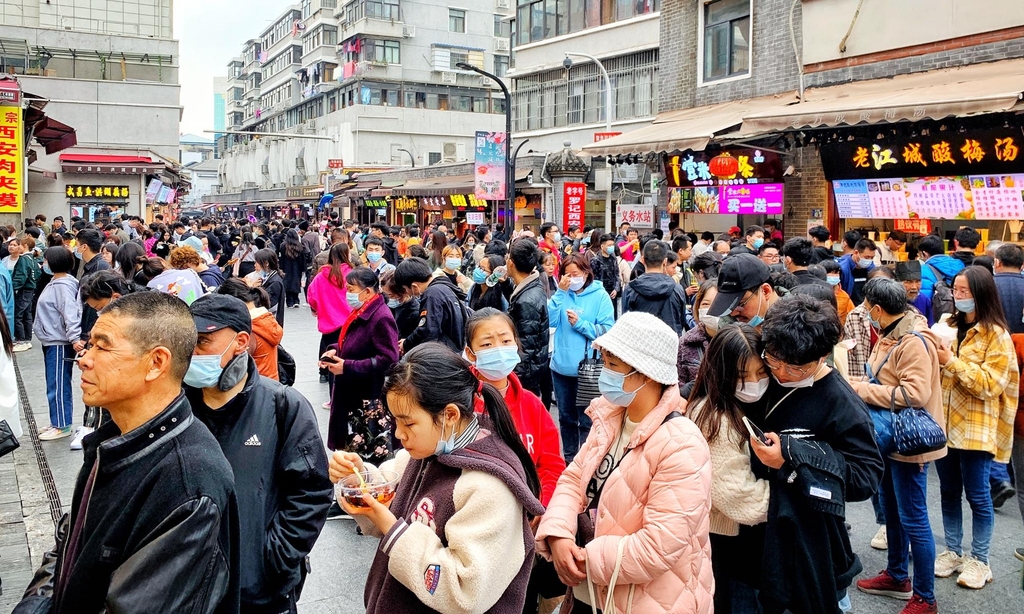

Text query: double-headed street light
(457, 62), (513, 229)
(564, 52), (614, 231)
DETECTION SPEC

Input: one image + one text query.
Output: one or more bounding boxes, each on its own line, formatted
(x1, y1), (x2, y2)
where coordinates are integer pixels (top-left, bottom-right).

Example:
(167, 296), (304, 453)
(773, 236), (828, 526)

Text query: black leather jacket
(14, 394), (239, 614)
(509, 272), (550, 394)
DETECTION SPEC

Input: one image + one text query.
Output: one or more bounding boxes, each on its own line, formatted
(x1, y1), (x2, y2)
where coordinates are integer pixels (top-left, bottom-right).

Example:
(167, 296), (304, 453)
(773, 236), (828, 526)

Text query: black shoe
(992, 481), (1016, 508)
(319, 373), (329, 383)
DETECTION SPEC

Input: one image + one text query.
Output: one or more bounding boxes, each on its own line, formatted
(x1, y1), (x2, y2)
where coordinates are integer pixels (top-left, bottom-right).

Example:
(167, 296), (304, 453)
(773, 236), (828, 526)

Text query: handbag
(0, 419), (20, 458)
(277, 345), (296, 386)
(576, 342), (602, 407)
(891, 385), (947, 456)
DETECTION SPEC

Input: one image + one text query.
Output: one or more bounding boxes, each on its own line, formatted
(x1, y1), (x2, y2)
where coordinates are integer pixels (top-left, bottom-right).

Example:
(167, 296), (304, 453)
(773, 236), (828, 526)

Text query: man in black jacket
(15, 292), (239, 614)
(184, 294), (332, 613)
(370, 222), (400, 265)
(395, 258), (468, 353)
(782, 237), (832, 288)
(622, 240), (689, 335)
(506, 237), (549, 398)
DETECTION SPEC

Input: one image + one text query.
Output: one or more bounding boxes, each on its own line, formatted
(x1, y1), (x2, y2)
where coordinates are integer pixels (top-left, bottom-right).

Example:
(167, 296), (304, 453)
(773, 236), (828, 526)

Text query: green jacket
(6, 255), (39, 292)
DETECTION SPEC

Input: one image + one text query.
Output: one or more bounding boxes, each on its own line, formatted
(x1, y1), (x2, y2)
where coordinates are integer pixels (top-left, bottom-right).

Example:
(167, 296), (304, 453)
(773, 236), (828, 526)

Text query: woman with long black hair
(252, 248), (285, 326)
(279, 228), (311, 308)
(328, 342), (544, 614)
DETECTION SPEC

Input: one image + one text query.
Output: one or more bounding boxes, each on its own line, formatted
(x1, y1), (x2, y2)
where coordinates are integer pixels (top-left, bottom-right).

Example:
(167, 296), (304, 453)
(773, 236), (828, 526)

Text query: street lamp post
(564, 52), (614, 232)
(456, 62), (513, 231)
(396, 147), (416, 167)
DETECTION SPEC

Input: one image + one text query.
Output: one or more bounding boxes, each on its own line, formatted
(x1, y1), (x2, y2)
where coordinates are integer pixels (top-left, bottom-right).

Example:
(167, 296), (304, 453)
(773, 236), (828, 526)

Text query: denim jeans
(882, 458), (935, 602)
(989, 460), (1011, 487)
(13, 288), (33, 342)
(935, 448), (994, 563)
(43, 344), (74, 429)
(551, 371), (591, 463)
(871, 492), (886, 525)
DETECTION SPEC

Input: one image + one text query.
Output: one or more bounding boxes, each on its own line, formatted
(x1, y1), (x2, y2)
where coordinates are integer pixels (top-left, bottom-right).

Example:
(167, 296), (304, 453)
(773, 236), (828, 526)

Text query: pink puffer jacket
(536, 385), (714, 613)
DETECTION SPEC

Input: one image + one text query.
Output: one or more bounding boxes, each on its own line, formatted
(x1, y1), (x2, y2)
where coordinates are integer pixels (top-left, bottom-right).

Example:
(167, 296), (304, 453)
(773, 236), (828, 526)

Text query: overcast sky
(175, 0), (293, 136)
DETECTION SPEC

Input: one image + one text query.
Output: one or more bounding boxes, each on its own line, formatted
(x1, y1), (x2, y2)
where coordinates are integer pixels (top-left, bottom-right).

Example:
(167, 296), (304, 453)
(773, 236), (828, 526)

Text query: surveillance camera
(783, 165), (796, 177)
(563, 57), (572, 70)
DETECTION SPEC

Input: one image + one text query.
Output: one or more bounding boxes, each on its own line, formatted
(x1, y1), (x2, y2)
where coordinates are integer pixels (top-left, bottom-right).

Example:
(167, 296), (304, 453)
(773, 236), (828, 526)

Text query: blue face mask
(856, 257), (873, 269)
(258, 270), (269, 280)
(43, 263), (52, 275)
(752, 238), (765, 249)
(826, 275), (841, 286)
(744, 291), (765, 328)
(434, 419), (458, 456)
(955, 298), (975, 314)
(366, 251), (383, 264)
(598, 367), (647, 407)
(472, 267), (488, 284)
(472, 346), (521, 381)
(183, 336), (243, 389)
(346, 291), (364, 310)
(605, 245), (615, 256)
(74, 249), (83, 261)
(445, 257), (462, 271)
(387, 298), (401, 309)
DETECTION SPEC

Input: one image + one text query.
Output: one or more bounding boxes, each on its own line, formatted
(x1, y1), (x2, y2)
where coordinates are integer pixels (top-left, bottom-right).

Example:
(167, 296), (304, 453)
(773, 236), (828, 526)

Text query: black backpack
(925, 262), (955, 322)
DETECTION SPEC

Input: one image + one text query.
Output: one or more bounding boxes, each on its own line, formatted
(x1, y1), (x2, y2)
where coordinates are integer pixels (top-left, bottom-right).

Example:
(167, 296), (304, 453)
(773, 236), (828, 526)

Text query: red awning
(59, 153), (166, 174)
(33, 117), (77, 155)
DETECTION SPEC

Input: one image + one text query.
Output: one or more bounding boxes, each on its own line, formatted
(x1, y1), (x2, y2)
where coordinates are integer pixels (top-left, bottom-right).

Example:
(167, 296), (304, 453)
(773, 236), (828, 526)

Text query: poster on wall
(474, 131), (507, 200)
(833, 175), (1024, 220)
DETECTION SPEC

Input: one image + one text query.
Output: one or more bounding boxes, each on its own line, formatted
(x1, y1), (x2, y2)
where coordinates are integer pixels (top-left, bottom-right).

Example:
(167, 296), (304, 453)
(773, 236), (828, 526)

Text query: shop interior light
(958, 125), (967, 133)
(921, 127), (930, 136)
(939, 124), (948, 131)
(876, 132), (885, 140)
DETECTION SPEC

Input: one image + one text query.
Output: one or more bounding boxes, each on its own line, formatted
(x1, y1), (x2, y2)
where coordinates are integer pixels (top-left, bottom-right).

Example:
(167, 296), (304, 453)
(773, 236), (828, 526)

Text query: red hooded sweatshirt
(474, 370), (565, 506)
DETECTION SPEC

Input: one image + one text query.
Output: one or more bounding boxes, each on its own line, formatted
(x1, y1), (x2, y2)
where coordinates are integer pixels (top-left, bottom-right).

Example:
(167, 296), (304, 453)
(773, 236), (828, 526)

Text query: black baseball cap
(189, 294), (252, 335)
(895, 260), (922, 282)
(709, 254), (772, 317)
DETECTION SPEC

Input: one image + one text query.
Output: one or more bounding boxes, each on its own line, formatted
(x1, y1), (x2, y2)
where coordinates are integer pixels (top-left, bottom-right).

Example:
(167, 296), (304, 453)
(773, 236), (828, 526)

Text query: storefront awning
(582, 95), (797, 157)
(32, 116), (78, 154)
(392, 175), (476, 197)
(59, 153), (166, 174)
(738, 58), (1024, 135)
(342, 180), (383, 198)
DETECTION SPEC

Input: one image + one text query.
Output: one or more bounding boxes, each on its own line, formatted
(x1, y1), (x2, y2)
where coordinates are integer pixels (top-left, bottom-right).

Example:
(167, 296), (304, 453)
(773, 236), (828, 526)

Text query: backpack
(277, 345), (296, 386)
(925, 262), (955, 322)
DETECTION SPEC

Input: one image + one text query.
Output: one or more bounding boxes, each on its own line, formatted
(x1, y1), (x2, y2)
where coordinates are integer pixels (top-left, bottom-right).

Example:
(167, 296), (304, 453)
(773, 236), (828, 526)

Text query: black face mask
(217, 351), (249, 391)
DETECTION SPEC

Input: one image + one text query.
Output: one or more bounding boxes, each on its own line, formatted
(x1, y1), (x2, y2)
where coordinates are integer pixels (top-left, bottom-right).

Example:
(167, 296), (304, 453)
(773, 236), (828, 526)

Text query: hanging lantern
(709, 152), (739, 178)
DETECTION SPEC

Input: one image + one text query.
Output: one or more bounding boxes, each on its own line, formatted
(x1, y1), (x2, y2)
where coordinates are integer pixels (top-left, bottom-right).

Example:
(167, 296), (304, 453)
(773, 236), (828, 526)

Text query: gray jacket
(33, 276), (82, 345)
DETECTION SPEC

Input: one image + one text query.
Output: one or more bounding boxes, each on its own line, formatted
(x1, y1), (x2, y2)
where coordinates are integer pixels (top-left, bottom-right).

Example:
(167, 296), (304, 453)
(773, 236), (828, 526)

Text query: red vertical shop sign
(563, 182), (586, 229)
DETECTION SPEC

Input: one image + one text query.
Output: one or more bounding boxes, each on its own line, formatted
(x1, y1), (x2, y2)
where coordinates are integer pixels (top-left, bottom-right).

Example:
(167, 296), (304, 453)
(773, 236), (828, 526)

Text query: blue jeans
(43, 344), (74, 429)
(989, 460), (1011, 486)
(882, 458), (935, 602)
(551, 371), (591, 463)
(935, 448), (993, 563)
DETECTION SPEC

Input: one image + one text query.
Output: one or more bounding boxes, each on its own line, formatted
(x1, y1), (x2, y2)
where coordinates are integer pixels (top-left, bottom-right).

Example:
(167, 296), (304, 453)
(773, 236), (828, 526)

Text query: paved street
(1, 305), (1022, 613)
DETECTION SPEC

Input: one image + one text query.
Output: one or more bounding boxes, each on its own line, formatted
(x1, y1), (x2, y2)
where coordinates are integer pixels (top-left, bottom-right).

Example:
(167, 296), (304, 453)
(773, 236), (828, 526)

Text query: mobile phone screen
(742, 416), (772, 447)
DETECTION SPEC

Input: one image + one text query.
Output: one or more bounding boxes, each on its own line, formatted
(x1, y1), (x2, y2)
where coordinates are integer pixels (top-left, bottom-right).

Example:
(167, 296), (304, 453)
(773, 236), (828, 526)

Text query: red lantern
(709, 153), (739, 178)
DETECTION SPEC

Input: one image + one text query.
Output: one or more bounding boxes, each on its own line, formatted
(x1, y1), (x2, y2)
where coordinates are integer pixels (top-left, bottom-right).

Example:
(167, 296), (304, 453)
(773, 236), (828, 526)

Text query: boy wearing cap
(707, 254), (779, 330)
(183, 294), (333, 612)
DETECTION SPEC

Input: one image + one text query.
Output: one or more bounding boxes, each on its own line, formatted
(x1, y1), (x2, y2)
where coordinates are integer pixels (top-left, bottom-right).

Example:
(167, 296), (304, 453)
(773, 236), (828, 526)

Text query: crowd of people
(0, 211), (1021, 614)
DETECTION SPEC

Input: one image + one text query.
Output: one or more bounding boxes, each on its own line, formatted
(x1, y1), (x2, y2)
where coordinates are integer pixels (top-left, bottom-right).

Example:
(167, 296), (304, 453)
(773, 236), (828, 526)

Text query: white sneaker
(322, 401), (331, 410)
(37, 426), (56, 437)
(956, 557), (993, 589)
(13, 341), (31, 352)
(871, 525), (888, 550)
(934, 550), (965, 578)
(69, 426), (94, 451)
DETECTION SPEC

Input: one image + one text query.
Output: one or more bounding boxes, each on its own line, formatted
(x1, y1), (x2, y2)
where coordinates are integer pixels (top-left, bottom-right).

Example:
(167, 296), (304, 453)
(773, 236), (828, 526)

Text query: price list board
(833, 180), (875, 218)
(834, 175), (1024, 220)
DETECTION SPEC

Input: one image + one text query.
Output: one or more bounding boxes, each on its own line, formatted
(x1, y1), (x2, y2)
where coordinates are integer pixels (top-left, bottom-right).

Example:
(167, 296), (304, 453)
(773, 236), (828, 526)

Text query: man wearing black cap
(895, 260), (933, 326)
(51, 215), (68, 237)
(184, 293), (333, 613)
(707, 253), (779, 329)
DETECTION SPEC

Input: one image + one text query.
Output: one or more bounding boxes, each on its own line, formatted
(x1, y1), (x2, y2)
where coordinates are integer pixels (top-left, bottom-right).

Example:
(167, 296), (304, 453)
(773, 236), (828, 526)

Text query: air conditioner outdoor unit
(294, 124), (305, 134)
(495, 38), (509, 53)
(455, 141), (467, 162)
(441, 141), (458, 163)
(441, 71), (457, 85)
(305, 119), (316, 130)
(496, 0), (510, 9)
(402, 25), (416, 38)
(478, 76), (492, 88)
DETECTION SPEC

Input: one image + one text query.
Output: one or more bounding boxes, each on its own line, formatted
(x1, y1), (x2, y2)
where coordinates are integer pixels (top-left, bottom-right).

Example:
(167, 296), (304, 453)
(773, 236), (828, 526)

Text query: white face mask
(773, 361), (823, 389)
(735, 377), (769, 403)
(698, 307), (719, 332)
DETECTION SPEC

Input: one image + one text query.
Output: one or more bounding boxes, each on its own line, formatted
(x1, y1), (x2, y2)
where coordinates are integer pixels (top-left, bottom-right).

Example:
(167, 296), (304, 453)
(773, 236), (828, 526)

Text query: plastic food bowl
(338, 470), (399, 508)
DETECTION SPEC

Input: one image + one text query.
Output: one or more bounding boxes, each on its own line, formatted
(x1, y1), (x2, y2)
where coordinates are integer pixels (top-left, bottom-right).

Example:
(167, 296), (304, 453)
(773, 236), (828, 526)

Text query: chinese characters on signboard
(395, 197), (418, 212)
(667, 184), (784, 215)
(616, 203), (655, 228)
(821, 131), (1022, 180)
(65, 185), (131, 199)
(563, 182), (586, 229)
(450, 193), (488, 209)
(0, 82), (23, 213)
(474, 131), (507, 200)
(663, 148), (783, 188)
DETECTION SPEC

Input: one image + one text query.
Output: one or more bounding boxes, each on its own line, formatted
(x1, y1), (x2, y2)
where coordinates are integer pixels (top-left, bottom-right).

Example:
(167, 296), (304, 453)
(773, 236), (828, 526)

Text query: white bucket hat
(593, 312), (679, 385)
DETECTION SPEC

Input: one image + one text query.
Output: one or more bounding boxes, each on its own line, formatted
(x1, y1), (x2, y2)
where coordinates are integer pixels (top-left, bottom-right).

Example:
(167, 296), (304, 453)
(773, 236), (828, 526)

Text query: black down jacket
(509, 272), (550, 394)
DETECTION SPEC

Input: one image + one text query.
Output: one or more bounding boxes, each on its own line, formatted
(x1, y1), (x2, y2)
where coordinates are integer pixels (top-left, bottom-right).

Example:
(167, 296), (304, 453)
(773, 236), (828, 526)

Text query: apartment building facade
(0, 0), (183, 224)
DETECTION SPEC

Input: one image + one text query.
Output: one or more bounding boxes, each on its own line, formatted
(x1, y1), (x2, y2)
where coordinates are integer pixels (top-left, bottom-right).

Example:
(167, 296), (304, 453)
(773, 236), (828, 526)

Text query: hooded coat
(622, 273), (689, 335)
(920, 254), (965, 302)
(404, 276), (469, 354)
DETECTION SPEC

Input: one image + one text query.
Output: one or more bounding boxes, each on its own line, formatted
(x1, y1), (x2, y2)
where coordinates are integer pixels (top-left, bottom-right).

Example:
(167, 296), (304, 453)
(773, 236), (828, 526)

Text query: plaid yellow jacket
(941, 323), (1019, 463)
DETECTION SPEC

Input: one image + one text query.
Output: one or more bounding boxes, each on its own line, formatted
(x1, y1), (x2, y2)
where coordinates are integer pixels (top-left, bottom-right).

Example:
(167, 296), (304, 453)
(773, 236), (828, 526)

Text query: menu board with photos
(667, 184), (783, 215)
(833, 175), (1024, 220)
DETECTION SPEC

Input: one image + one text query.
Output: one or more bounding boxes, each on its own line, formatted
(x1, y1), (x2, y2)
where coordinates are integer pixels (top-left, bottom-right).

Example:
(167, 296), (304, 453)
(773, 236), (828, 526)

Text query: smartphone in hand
(742, 416), (772, 447)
